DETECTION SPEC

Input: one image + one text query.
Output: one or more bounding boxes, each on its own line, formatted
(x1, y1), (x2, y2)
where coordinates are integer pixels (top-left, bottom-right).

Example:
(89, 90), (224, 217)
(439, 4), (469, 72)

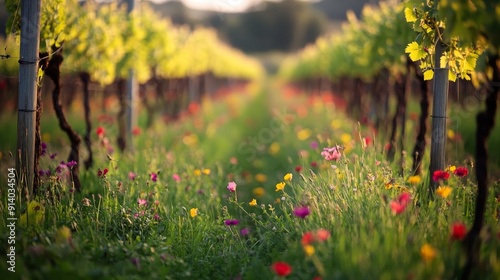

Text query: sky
(149, 0), (315, 13)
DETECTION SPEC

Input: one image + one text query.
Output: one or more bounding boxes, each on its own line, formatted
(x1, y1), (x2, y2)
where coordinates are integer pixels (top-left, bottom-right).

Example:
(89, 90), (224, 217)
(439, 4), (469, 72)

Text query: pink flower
(227, 181), (237, 192)
(129, 172), (137, 181)
(172, 174), (181, 182)
(150, 172), (158, 182)
(137, 198), (147, 206)
(240, 228), (250, 236)
(432, 170), (450, 181)
(66, 160), (77, 168)
(293, 206), (310, 219)
(321, 146), (342, 161)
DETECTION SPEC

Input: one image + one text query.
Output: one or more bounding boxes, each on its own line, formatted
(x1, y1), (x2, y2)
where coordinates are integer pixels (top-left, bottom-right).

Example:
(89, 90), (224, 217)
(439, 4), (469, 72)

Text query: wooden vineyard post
(126, 0), (137, 152)
(429, 37), (449, 193)
(16, 0), (42, 199)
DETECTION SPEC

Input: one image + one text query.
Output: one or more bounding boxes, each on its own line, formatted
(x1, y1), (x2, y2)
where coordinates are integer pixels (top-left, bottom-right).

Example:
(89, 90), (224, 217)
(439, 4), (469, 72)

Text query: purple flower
(130, 257), (140, 269)
(66, 161), (77, 168)
(41, 142), (47, 150)
(224, 219), (239, 226)
(293, 206), (310, 219)
(150, 172), (158, 182)
(49, 153), (57, 159)
(153, 213), (160, 221)
(240, 228), (250, 236)
(227, 181), (237, 192)
(310, 141), (318, 149)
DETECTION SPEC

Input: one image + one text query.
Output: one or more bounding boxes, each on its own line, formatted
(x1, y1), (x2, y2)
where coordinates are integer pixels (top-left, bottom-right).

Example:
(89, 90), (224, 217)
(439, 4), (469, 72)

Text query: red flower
(132, 127), (141, 136)
(390, 192), (411, 215)
(315, 229), (330, 242)
(97, 168), (108, 177)
(432, 170), (450, 181)
(451, 222), (467, 241)
(301, 232), (315, 246)
(96, 127), (105, 138)
(295, 165), (303, 173)
(454, 167), (468, 177)
(271, 261), (292, 277)
(311, 161), (318, 168)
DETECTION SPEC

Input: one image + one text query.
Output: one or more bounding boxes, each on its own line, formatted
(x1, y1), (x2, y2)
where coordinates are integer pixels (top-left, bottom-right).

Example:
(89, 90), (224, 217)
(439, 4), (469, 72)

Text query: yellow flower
(407, 175), (422, 184)
(20, 201), (45, 226)
(284, 173), (293, 181)
(420, 243), (437, 262)
(269, 142), (281, 155)
(190, 208), (198, 218)
(436, 186), (452, 198)
(249, 199), (257, 206)
(297, 129), (312, 141)
(447, 165), (457, 172)
(340, 133), (352, 144)
(202, 169), (211, 175)
(253, 187), (265, 197)
(255, 173), (268, 183)
(275, 182), (286, 192)
(331, 119), (341, 129)
(303, 245), (315, 257)
(54, 226), (72, 244)
(447, 129), (455, 140)
(193, 169), (202, 176)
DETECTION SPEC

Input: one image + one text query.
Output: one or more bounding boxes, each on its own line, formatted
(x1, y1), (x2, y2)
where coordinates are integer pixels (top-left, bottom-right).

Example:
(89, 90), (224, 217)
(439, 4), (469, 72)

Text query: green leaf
(405, 42), (428, 61)
(423, 69), (434, 80)
(404, 7), (417, 22)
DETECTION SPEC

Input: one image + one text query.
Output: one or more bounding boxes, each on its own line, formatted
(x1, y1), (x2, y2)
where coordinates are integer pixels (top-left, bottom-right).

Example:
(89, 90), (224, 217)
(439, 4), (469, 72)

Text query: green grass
(0, 81), (499, 279)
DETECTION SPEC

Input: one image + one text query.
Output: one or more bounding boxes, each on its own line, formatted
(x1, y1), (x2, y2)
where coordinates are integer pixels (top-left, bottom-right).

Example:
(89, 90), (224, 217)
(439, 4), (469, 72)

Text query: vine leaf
(423, 69), (434, 80)
(404, 7), (417, 23)
(405, 42), (427, 61)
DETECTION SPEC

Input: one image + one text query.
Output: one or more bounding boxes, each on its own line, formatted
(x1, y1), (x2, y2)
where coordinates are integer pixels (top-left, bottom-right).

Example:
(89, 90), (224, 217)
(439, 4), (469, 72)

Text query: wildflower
(193, 169), (202, 176)
(249, 199), (257, 206)
(97, 168), (108, 177)
(275, 182), (286, 192)
(150, 172), (158, 182)
(310, 141), (319, 149)
(363, 137), (372, 147)
(224, 219), (239, 226)
(253, 187), (265, 197)
(311, 161), (318, 167)
(40, 142), (47, 156)
(230, 157), (238, 165)
(132, 127), (141, 136)
(297, 128), (312, 140)
(448, 165), (457, 172)
(293, 206), (310, 219)
(316, 229), (331, 241)
(54, 226), (72, 244)
(96, 127), (105, 138)
(390, 192), (411, 215)
(420, 244), (437, 262)
(190, 208), (198, 218)
(227, 181), (237, 192)
(284, 173), (293, 181)
(202, 168), (211, 175)
(49, 153), (57, 159)
(172, 174), (181, 182)
(295, 165), (303, 173)
(129, 172), (137, 181)
(153, 213), (160, 221)
(436, 186), (452, 198)
(269, 142), (281, 155)
(432, 170), (450, 181)
(65, 160), (77, 168)
(81, 198), (91, 207)
(454, 166), (468, 177)
(340, 133), (351, 144)
(321, 146), (342, 161)
(301, 232), (315, 246)
(407, 175), (422, 184)
(130, 257), (140, 269)
(304, 245), (315, 256)
(451, 222), (467, 241)
(240, 228), (250, 236)
(137, 198), (147, 206)
(271, 261), (292, 277)
(255, 173), (268, 182)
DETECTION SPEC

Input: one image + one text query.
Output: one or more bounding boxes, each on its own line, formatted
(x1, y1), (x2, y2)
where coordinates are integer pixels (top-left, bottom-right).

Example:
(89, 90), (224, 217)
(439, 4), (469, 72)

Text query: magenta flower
(224, 219), (239, 226)
(49, 153), (57, 159)
(150, 172), (158, 182)
(227, 181), (237, 192)
(137, 198), (147, 206)
(240, 228), (250, 236)
(293, 206), (310, 219)
(129, 172), (137, 181)
(66, 160), (77, 168)
(310, 141), (319, 149)
(321, 146), (342, 161)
